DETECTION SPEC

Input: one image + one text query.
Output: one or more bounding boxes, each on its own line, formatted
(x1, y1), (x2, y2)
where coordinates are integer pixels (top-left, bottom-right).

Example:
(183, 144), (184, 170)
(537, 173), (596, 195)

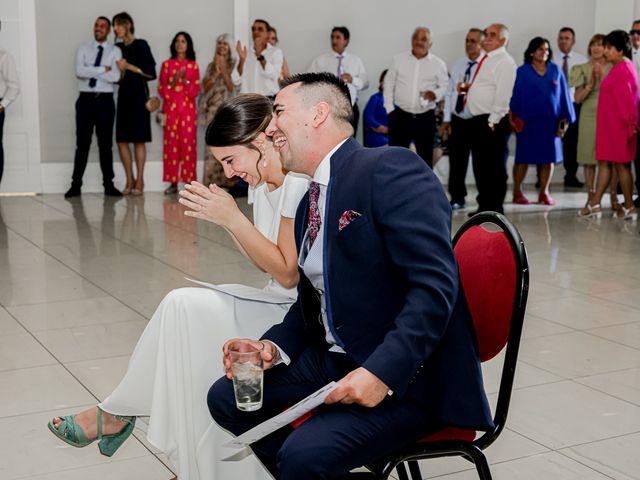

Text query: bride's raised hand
(179, 181), (241, 228)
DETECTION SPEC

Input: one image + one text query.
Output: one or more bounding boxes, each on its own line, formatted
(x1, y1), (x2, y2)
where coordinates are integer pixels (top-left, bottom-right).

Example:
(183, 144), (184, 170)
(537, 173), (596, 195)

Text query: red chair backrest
(454, 225), (516, 362)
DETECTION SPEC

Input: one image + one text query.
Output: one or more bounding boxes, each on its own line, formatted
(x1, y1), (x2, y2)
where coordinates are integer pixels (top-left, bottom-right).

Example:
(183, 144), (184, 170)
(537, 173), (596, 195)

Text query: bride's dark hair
(205, 94), (273, 183)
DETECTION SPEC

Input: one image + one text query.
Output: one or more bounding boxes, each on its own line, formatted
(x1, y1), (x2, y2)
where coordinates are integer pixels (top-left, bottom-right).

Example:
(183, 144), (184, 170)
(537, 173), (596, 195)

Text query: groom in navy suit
(208, 73), (493, 479)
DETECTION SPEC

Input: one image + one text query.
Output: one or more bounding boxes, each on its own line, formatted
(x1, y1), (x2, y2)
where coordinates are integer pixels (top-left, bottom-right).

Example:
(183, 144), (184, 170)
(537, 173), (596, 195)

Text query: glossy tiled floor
(1, 190), (639, 480)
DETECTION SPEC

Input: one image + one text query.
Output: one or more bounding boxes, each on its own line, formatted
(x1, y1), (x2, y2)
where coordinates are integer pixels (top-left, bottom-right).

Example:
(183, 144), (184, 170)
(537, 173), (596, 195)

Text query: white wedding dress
(100, 174), (309, 480)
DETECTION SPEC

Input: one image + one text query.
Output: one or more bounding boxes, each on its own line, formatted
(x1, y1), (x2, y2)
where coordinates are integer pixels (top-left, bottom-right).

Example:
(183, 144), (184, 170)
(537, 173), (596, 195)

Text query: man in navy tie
(208, 73), (493, 479)
(65, 17), (122, 198)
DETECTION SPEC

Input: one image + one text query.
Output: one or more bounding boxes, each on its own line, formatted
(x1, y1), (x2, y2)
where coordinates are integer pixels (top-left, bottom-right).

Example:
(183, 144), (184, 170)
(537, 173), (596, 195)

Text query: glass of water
(228, 340), (264, 411)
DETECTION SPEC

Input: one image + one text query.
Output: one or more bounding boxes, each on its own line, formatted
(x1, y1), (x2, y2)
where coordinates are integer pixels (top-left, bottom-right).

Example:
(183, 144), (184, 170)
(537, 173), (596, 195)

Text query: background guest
(0, 20), (20, 187)
(630, 20), (640, 207)
(554, 27), (588, 188)
(384, 26), (448, 167)
(466, 23), (517, 215)
(570, 34), (611, 209)
(158, 31), (200, 195)
(510, 37), (575, 206)
(308, 26), (369, 135)
(440, 28), (485, 209)
(112, 12), (156, 196)
(200, 33), (238, 189)
(362, 69), (388, 147)
(267, 26), (289, 80)
(580, 30), (639, 219)
(65, 17), (122, 199)
(233, 19), (282, 99)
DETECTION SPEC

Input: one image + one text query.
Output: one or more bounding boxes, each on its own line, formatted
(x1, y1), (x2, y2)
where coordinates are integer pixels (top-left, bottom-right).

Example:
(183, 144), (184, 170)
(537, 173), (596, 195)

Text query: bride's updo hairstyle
(205, 94), (273, 182)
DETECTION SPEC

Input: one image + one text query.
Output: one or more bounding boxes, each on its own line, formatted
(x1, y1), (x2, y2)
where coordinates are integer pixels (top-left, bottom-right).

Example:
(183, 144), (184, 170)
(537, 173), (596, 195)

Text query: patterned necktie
(562, 54), (569, 78)
(307, 181), (322, 247)
(455, 60), (477, 114)
(89, 45), (104, 88)
(336, 55), (344, 78)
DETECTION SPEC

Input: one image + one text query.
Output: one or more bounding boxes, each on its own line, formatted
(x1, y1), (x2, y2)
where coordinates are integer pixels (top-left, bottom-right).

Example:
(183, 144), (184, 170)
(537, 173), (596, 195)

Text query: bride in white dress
(48, 94), (309, 480)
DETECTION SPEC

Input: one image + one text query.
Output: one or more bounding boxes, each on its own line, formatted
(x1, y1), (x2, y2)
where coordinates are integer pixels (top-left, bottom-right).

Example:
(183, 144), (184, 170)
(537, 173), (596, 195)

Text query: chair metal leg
(408, 460), (422, 480)
(396, 462), (410, 480)
(466, 445), (493, 480)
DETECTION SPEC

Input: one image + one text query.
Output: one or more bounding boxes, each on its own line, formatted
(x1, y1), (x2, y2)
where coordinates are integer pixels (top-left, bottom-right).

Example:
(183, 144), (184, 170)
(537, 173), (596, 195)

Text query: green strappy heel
(47, 408), (136, 457)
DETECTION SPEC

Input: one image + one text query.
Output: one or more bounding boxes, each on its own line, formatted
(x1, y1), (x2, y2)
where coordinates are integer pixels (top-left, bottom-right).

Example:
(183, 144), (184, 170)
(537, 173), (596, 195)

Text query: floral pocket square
(338, 210), (362, 231)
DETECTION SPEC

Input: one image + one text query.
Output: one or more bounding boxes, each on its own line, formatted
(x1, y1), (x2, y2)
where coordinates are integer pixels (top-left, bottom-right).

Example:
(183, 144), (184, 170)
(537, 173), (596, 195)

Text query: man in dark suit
(208, 73), (493, 479)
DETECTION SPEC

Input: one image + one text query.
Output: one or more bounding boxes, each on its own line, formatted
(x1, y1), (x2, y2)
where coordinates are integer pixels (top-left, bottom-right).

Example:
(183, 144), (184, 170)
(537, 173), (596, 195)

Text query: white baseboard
(40, 159), (205, 194)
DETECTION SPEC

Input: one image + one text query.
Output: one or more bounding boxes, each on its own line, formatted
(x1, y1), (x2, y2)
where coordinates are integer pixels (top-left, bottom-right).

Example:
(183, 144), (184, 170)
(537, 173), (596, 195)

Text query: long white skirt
(100, 287), (290, 480)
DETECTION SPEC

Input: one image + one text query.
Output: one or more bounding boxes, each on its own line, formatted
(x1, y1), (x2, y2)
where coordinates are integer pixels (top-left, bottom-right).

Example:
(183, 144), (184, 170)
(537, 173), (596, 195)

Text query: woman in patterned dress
(200, 33), (238, 189)
(159, 32), (201, 194)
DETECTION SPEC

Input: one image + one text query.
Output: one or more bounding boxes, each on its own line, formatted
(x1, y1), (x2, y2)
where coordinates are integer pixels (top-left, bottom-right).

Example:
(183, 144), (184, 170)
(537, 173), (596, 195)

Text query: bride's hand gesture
(179, 181), (241, 229)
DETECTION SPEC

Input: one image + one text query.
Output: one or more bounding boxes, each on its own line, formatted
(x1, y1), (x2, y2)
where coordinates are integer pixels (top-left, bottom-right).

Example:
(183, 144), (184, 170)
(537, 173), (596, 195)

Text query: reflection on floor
(0, 189), (639, 480)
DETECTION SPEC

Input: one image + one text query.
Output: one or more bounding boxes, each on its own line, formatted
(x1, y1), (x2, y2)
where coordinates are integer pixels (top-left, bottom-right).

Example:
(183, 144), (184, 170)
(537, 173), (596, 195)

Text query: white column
(0, 0), (42, 193)
(234, 0), (250, 48)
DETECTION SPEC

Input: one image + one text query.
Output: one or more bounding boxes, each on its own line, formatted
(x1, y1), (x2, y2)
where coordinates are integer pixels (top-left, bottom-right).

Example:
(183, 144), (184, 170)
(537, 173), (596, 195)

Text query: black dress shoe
(564, 177), (584, 188)
(64, 186), (81, 198)
(104, 185), (123, 197)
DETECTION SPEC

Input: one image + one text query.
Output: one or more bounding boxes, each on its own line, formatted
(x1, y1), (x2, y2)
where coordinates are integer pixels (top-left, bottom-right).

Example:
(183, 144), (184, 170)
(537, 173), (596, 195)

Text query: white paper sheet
(223, 382), (339, 449)
(185, 278), (293, 304)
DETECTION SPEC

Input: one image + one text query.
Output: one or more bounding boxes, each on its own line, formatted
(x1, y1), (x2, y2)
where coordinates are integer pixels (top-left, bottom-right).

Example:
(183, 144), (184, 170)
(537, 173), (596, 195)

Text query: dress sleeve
(280, 174), (310, 218)
(557, 65), (576, 123)
(158, 60), (171, 101)
(568, 63), (586, 88)
(611, 66), (640, 131)
(138, 40), (157, 80)
(509, 65), (525, 118)
(186, 61), (200, 98)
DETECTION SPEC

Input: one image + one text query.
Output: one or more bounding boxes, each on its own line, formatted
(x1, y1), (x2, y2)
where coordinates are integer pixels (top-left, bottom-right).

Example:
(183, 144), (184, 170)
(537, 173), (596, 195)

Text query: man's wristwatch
(256, 55), (265, 62)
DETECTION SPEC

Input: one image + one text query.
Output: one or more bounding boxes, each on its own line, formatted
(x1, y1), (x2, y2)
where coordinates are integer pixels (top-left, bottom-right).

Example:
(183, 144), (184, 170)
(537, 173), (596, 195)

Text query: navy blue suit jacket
(263, 138), (493, 431)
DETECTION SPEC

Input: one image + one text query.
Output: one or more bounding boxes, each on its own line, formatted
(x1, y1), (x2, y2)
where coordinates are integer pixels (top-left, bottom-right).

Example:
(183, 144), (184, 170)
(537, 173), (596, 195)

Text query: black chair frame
(366, 212), (530, 480)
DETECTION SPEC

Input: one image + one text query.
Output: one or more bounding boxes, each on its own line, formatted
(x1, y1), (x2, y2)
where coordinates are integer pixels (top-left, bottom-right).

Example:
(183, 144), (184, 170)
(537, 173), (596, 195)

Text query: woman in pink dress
(579, 30), (639, 219)
(159, 31), (201, 194)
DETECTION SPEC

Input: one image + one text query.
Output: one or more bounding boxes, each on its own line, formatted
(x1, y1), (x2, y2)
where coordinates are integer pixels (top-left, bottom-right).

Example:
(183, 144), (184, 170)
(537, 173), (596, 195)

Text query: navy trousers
(208, 347), (440, 480)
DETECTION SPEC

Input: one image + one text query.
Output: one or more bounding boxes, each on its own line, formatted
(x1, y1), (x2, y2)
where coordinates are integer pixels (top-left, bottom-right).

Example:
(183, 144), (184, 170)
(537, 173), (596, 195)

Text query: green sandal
(47, 408), (136, 457)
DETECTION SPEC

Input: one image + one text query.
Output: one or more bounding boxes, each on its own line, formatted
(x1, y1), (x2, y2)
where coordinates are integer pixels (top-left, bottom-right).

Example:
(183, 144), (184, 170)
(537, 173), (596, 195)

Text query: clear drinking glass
(229, 341), (264, 411)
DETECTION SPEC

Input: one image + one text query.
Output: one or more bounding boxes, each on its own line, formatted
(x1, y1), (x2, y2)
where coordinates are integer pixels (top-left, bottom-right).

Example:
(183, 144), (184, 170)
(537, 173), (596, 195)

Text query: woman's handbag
(143, 82), (161, 112)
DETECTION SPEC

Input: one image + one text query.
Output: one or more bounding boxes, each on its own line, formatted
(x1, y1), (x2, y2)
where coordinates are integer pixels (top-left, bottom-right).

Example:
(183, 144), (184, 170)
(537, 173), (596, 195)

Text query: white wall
(35, 0), (233, 192)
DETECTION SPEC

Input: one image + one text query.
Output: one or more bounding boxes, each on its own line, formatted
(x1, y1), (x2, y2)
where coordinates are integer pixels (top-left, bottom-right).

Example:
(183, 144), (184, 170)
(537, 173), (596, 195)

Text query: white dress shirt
(75, 40), (122, 93)
(632, 47), (640, 90)
(308, 50), (369, 105)
(443, 54), (484, 122)
(0, 49), (20, 109)
(552, 49), (587, 101)
(466, 47), (516, 125)
(384, 51), (448, 114)
(232, 44), (283, 96)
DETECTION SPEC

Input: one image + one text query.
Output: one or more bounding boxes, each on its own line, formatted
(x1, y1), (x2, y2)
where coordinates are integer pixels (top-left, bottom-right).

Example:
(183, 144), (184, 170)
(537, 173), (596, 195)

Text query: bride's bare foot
(51, 406), (128, 440)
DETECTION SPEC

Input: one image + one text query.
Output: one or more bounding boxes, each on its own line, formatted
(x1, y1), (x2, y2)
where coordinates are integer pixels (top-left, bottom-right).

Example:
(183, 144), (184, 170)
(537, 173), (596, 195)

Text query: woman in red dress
(158, 32), (200, 194)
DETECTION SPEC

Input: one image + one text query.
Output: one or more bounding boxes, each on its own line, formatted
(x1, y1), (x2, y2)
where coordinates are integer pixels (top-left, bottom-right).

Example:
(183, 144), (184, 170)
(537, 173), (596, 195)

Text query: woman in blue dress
(509, 37), (575, 205)
(363, 69), (389, 147)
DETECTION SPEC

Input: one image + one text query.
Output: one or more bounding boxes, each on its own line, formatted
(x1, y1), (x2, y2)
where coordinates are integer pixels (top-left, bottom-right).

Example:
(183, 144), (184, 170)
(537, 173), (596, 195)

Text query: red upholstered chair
(366, 211), (530, 480)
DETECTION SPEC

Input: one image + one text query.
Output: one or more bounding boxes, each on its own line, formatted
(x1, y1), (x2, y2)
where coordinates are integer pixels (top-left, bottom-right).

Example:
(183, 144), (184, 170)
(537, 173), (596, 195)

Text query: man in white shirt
(65, 16), (122, 198)
(631, 20), (640, 207)
(233, 19), (283, 99)
(440, 28), (485, 209)
(0, 20), (20, 186)
(553, 27), (588, 188)
(384, 27), (448, 167)
(466, 23), (516, 215)
(308, 26), (369, 136)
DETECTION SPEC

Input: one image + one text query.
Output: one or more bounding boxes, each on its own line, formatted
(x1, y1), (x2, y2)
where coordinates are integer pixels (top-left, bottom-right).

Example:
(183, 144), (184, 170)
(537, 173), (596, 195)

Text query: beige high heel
(577, 203), (602, 219)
